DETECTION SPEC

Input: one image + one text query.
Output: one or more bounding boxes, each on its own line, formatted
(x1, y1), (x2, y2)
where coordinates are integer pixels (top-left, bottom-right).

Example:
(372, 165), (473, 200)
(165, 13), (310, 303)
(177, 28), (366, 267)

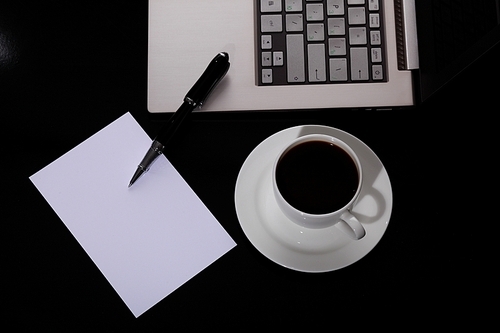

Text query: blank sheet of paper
(29, 113), (236, 317)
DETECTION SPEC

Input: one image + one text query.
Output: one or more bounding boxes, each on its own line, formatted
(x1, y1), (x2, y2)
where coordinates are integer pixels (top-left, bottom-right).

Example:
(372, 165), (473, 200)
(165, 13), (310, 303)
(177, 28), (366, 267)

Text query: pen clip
(184, 52), (230, 108)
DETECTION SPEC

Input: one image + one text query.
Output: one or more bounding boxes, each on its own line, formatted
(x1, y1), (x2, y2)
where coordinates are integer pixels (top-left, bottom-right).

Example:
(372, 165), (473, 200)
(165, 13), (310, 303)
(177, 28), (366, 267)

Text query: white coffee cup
(272, 134), (366, 240)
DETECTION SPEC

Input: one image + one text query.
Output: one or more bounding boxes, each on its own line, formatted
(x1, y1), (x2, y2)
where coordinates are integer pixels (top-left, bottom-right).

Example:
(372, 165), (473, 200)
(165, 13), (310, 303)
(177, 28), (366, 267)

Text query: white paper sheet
(29, 112), (236, 317)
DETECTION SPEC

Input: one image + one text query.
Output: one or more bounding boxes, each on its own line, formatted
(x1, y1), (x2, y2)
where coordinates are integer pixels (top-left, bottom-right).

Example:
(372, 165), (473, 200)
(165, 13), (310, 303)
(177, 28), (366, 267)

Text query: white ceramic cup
(272, 134), (366, 240)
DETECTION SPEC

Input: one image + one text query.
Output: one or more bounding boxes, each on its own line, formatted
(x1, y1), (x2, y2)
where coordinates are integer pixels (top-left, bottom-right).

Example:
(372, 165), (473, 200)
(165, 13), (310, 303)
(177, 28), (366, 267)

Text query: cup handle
(336, 211), (366, 240)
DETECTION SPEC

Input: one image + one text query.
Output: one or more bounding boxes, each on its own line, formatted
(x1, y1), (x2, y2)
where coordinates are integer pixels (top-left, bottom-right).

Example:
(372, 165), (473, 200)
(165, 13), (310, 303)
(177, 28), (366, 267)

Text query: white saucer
(235, 125), (392, 273)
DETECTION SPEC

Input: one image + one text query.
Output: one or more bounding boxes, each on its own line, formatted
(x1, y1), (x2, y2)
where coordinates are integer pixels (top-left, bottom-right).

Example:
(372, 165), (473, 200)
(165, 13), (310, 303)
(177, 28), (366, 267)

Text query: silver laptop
(147, 0), (500, 113)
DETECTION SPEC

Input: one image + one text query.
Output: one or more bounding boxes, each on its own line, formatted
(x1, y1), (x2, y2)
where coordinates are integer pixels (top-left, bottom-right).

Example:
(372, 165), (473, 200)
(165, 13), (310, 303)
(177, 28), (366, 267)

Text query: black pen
(128, 52), (230, 187)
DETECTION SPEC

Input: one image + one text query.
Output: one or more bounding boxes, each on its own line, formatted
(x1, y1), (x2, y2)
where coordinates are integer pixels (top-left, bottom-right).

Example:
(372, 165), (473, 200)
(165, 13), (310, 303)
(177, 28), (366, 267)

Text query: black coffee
(276, 140), (359, 214)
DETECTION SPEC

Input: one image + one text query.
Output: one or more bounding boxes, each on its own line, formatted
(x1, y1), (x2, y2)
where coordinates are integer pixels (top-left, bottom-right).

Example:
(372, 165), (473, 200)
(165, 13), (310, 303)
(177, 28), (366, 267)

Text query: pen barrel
(139, 140), (165, 171)
(154, 101), (194, 147)
(185, 52), (230, 108)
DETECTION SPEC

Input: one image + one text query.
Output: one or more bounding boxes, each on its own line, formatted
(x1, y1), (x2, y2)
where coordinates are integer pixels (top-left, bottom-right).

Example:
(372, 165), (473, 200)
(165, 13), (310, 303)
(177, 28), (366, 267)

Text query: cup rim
(272, 134), (363, 219)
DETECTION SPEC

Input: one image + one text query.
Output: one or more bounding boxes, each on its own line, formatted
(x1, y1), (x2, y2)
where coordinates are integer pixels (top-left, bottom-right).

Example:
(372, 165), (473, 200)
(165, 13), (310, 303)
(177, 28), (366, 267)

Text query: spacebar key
(286, 34), (305, 82)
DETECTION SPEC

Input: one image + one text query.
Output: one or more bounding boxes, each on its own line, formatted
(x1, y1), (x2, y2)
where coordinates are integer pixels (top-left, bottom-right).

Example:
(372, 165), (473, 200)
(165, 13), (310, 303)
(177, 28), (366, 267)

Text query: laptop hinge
(394, 0), (419, 70)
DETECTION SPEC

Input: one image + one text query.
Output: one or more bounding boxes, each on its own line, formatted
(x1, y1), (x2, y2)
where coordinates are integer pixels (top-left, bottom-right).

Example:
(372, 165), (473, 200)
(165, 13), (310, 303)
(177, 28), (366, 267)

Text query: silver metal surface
(395, 0), (419, 70)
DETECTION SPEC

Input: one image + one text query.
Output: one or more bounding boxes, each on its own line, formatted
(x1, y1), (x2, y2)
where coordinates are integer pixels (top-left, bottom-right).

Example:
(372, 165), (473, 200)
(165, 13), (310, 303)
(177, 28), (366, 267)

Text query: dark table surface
(3, 1), (495, 330)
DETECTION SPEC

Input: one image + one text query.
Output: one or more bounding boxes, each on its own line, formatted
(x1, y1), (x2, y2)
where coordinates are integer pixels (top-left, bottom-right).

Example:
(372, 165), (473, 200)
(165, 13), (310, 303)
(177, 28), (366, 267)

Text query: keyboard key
(348, 7), (366, 25)
(286, 34), (305, 82)
(368, 0), (380, 11)
(370, 30), (381, 45)
(262, 52), (272, 66)
(372, 65), (383, 80)
(307, 23), (325, 41)
(369, 13), (380, 28)
(308, 44), (326, 82)
(349, 27), (367, 45)
(330, 58), (348, 81)
(262, 69), (273, 83)
(371, 47), (382, 62)
(306, 4), (324, 21)
(328, 18), (345, 35)
(261, 35), (272, 49)
(350, 47), (369, 80)
(261, 0), (282, 12)
(327, 0), (345, 16)
(286, 14), (304, 32)
(273, 51), (284, 66)
(348, 0), (365, 4)
(285, 0), (302, 12)
(328, 38), (346, 55)
(261, 15), (283, 32)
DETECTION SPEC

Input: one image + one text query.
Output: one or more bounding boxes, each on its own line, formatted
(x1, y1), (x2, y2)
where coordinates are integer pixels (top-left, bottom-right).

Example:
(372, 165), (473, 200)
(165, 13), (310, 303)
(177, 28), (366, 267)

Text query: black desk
(3, 2), (494, 329)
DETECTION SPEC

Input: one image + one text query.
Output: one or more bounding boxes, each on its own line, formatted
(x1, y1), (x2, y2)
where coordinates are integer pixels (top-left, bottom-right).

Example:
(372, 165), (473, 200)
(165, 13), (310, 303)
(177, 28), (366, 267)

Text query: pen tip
(128, 177), (137, 188)
(128, 168), (144, 188)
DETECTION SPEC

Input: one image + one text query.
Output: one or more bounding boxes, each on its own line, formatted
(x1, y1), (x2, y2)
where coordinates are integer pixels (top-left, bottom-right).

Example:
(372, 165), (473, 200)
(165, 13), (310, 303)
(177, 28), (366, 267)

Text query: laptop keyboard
(256, 0), (387, 85)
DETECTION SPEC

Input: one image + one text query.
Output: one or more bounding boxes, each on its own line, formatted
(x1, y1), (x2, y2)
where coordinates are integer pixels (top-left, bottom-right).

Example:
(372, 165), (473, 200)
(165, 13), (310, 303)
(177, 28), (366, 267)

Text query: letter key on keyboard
(256, 0), (387, 86)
